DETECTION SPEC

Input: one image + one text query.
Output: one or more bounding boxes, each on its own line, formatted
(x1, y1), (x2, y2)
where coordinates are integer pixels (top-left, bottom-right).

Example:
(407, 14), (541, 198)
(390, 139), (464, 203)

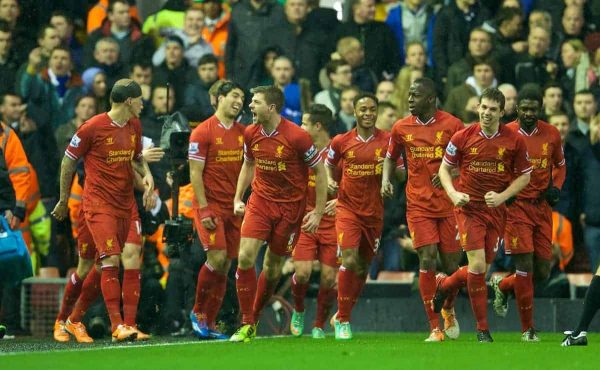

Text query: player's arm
(190, 159), (217, 230)
(233, 159), (255, 216)
(485, 172), (531, 207)
(439, 161), (469, 207)
(302, 161), (326, 233)
(52, 155), (78, 221)
(132, 157), (155, 210)
(381, 157), (396, 197)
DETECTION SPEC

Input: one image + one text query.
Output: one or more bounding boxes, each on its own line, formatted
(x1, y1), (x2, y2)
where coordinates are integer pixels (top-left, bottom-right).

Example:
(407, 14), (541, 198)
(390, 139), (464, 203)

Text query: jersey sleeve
(188, 124), (209, 162)
(325, 135), (343, 167)
(243, 127), (254, 162)
(551, 129), (566, 189)
(293, 129), (320, 168)
(385, 125), (404, 160)
(396, 155), (405, 170)
(65, 122), (93, 160)
(442, 131), (463, 166)
(514, 135), (533, 174)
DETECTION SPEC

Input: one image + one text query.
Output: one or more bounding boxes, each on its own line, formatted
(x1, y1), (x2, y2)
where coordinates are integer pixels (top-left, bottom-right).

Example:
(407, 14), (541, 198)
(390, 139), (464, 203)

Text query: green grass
(2, 333), (598, 370)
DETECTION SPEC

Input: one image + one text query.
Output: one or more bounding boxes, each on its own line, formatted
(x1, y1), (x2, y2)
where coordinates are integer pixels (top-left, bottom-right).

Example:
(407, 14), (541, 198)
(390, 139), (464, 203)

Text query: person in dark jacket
(152, 35), (195, 111)
(579, 117), (600, 271)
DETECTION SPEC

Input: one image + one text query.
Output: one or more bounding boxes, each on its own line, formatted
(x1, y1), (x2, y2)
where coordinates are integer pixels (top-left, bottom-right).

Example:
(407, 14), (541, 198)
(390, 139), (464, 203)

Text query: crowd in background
(1, 0), (600, 335)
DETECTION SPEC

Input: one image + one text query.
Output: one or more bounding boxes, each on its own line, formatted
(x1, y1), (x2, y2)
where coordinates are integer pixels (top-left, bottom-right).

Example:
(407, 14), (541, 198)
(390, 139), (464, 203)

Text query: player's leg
(464, 248), (492, 341)
(65, 263), (101, 343)
(439, 250), (462, 339)
(121, 239), (150, 341)
(312, 263), (337, 338)
(290, 260), (312, 337)
(562, 265), (600, 346)
(417, 244), (444, 341)
(253, 246), (287, 322)
(236, 237), (263, 323)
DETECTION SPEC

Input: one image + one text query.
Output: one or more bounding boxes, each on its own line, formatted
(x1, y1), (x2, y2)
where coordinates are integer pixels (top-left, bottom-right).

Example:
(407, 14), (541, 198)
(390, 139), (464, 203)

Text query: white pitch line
(0, 335), (289, 357)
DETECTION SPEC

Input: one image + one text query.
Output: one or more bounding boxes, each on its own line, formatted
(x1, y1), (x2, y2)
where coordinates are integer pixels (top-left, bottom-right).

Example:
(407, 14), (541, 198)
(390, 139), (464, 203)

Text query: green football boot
(229, 324), (257, 343)
(311, 327), (326, 339)
(290, 310), (305, 337)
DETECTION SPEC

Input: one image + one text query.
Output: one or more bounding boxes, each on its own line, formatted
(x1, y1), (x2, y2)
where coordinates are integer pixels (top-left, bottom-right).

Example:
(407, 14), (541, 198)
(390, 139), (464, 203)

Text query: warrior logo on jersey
(470, 147), (478, 155)
(106, 137), (114, 145)
(404, 134), (414, 142)
(215, 137), (224, 145)
(346, 150), (355, 159)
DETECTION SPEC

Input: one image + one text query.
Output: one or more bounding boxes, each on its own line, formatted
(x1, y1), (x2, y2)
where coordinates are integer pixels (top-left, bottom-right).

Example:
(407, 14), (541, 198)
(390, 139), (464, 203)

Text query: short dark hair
(472, 56), (499, 74)
(325, 59), (350, 78)
(496, 7), (522, 27)
(198, 53), (218, 68)
(217, 81), (244, 98)
(378, 101), (397, 112)
(50, 46), (72, 58)
(574, 89), (595, 99)
(108, 0), (130, 13)
(37, 24), (55, 41)
(480, 87), (505, 110)
(74, 94), (97, 108)
(547, 111), (569, 122)
(0, 91), (21, 105)
(542, 82), (562, 96)
(412, 77), (437, 98)
(250, 85), (284, 113)
(50, 10), (73, 25)
(517, 84), (542, 105)
(129, 61), (152, 74)
(111, 79), (142, 103)
(306, 103), (332, 131)
(353, 92), (378, 108)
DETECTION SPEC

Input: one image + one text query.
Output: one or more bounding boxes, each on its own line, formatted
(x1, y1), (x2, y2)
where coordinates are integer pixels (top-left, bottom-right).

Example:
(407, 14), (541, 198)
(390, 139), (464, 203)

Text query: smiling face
(354, 96), (378, 130)
(218, 87), (245, 120)
(478, 97), (504, 130)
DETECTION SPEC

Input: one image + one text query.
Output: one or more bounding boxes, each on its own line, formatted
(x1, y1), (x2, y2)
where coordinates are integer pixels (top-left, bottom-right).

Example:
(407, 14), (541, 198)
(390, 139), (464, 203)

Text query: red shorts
(80, 208), (140, 259)
(293, 225), (340, 267)
(454, 202), (506, 264)
(241, 194), (305, 257)
(406, 214), (460, 253)
(504, 199), (552, 260)
(335, 206), (382, 263)
(194, 206), (242, 259)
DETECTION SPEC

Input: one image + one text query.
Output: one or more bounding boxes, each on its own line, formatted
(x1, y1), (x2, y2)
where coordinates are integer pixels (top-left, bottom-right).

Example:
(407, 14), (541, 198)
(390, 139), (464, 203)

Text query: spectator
(484, 7), (525, 60)
(375, 101), (397, 132)
(271, 55), (302, 124)
(314, 59), (352, 116)
(334, 85), (359, 135)
(200, 0), (230, 78)
(152, 8), (213, 69)
(559, 5), (588, 43)
(552, 211), (574, 271)
(129, 61), (153, 103)
(181, 53), (218, 122)
(432, 0), (490, 87)
(529, 8), (562, 61)
(142, 0), (186, 46)
(18, 46), (84, 130)
(390, 65), (423, 118)
(498, 83), (517, 123)
(225, 0), (285, 89)
(0, 0), (34, 62)
(579, 114), (600, 271)
(153, 35), (195, 111)
(54, 95), (97, 154)
(336, 36), (377, 92)
(385, 0), (436, 66)
(81, 67), (109, 113)
(542, 83), (570, 121)
(337, 0), (400, 80)
(50, 11), (83, 72)
(445, 28), (493, 97)
(404, 41), (434, 80)
(261, 0), (333, 94)
(15, 25), (61, 85)
(89, 37), (128, 88)
(87, 0), (139, 34)
(567, 89), (597, 153)
(444, 57), (497, 122)
(559, 38), (599, 102)
(376, 80), (394, 103)
(83, 0), (154, 69)
(0, 20), (20, 96)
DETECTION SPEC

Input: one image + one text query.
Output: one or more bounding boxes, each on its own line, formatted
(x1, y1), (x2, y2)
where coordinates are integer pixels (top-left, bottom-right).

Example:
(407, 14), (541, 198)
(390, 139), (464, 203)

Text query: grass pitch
(1, 332), (597, 370)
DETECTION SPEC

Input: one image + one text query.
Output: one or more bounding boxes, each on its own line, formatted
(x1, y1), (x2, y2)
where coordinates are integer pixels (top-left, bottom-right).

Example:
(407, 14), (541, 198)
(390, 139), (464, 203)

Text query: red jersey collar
(414, 112), (437, 126)
(477, 123), (501, 139)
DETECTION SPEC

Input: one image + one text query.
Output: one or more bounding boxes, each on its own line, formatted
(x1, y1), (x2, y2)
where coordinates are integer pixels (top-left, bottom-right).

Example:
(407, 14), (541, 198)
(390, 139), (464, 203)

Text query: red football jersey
(65, 113), (142, 218)
(188, 115), (245, 211)
(243, 118), (320, 202)
(306, 145), (335, 229)
(505, 120), (566, 199)
(443, 123), (532, 202)
(326, 128), (390, 223)
(387, 110), (464, 217)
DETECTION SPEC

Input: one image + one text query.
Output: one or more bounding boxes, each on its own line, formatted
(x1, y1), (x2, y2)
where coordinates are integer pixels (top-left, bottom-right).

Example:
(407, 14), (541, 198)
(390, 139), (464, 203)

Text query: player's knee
(207, 251), (228, 272)
(76, 258), (94, 278)
(534, 261), (551, 282)
(262, 264), (281, 281)
(293, 268), (311, 284)
(419, 257), (436, 271)
(341, 250), (359, 271)
(101, 255), (120, 267)
(320, 270), (336, 288)
(237, 249), (256, 269)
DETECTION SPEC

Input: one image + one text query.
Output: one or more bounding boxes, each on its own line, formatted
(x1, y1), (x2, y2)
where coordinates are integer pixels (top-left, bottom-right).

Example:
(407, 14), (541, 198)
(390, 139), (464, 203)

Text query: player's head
(249, 85), (284, 124)
(478, 87), (505, 128)
(301, 103), (332, 140)
(516, 85), (542, 127)
(353, 92), (378, 130)
(216, 81), (244, 119)
(110, 78), (143, 118)
(548, 112), (570, 142)
(408, 77), (436, 117)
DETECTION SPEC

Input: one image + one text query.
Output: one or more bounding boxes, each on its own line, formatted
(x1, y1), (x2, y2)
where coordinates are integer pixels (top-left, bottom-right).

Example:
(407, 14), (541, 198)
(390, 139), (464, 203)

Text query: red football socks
(291, 273), (309, 313)
(253, 271), (279, 322)
(235, 267), (257, 325)
(206, 272), (227, 328)
(193, 263), (219, 319)
(514, 270), (534, 332)
(57, 272), (83, 322)
(69, 267), (101, 323)
(499, 273), (516, 293)
(337, 266), (364, 322)
(467, 270), (488, 331)
(419, 270), (439, 330)
(100, 266), (123, 331)
(314, 286), (337, 329)
(441, 266), (468, 292)
(122, 269), (141, 326)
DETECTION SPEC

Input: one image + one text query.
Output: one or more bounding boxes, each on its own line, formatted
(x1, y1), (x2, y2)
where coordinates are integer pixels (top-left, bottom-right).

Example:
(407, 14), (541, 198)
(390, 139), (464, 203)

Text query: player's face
(549, 115), (570, 142)
(517, 99), (540, 128)
(249, 93), (273, 124)
(220, 88), (244, 119)
(407, 82), (433, 117)
(128, 96), (144, 118)
(354, 97), (378, 129)
(301, 113), (319, 140)
(478, 97), (504, 128)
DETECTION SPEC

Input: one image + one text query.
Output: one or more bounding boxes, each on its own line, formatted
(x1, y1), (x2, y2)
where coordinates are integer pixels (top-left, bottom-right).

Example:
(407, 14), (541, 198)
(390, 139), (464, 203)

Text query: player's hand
(324, 199), (337, 216)
(484, 191), (505, 208)
(449, 190), (470, 207)
(199, 206), (217, 230)
(302, 210), (323, 234)
(431, 174), (442, 189)
(143, 192), (157, 211)
(233, 200), (246, 217)
(51, 200), (69, 221)
(381, 179), (394, 198)
(327, 179), (339, 195)
(142, 147), (165, 163)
